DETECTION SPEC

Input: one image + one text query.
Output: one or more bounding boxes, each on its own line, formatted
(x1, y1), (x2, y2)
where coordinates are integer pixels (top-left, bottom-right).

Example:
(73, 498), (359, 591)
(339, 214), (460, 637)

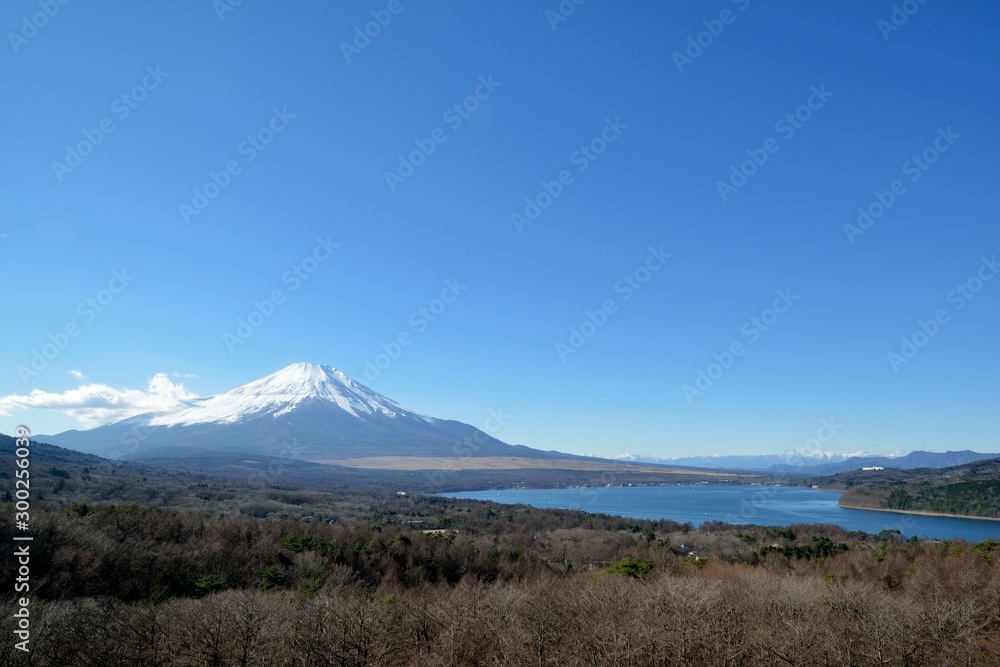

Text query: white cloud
(172, 372), (199, 379)
(0, 374), (199, 428)
(68, 369), (86, 381)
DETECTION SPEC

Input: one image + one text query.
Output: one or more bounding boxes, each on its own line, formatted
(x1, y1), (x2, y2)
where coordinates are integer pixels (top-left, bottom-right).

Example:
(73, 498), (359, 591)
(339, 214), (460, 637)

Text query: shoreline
(838, 502), (1000, 523)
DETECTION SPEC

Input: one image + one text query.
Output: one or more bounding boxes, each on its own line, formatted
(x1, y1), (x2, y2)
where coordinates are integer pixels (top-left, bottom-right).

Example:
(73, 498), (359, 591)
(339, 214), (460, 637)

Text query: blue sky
(1, 1), (998, 458)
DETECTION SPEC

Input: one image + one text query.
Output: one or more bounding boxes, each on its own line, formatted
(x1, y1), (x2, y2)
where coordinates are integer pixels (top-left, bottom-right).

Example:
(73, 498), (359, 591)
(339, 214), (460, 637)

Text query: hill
(769, 450), (1000, 476)
(811, 456), (1000, 519)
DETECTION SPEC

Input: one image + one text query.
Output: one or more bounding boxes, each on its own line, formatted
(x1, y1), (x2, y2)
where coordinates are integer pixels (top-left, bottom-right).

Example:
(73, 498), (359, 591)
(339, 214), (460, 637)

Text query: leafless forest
(2, 496), (999, 666)
(1, 437), (998, 665)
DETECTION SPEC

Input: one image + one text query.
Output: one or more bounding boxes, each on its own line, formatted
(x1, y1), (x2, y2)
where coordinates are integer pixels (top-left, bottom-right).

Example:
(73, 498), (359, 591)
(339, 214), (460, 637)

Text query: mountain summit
(42, 363), (562, 465)
(148, 362), (429, 427)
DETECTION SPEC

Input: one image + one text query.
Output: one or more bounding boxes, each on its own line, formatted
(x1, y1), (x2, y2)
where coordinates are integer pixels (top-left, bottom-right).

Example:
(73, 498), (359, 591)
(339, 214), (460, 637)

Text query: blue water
(440, 485), (1000, 542)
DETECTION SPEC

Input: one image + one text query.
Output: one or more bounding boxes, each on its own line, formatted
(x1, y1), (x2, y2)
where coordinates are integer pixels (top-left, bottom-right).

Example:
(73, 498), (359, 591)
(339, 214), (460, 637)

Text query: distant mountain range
(615, 450), (1000, 475)
(36, 363), (772, 487)
(38, 362), (998, 481)
(614, 452), (870, 470)
(41, 363), (567, 465)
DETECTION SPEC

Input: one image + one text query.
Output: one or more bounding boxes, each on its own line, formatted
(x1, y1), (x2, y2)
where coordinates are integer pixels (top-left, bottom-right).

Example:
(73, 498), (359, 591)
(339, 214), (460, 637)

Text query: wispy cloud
(68, 369), (86, 381)
(172, 372), (199, 379)
(0, 373), (198, 428)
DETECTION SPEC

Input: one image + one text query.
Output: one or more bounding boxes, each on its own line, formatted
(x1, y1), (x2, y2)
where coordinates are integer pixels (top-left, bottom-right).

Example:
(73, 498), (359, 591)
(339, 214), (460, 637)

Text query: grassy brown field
(311, 454), (749, 475)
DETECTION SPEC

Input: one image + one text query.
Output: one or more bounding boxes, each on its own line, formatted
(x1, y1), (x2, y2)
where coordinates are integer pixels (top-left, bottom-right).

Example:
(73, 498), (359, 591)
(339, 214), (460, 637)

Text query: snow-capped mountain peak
(148, 362), (427, 427)
(43, 362), (543, 463)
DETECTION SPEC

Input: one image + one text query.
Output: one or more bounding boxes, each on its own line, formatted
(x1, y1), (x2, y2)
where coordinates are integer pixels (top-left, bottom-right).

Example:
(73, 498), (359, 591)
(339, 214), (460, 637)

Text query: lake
(440, 485), (1000, 542)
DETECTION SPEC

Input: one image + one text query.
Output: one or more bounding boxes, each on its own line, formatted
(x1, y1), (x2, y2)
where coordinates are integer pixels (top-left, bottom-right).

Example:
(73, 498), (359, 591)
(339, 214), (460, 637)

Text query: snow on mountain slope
(613, 449), (882, 470)
(40, 363), (564, 463)
(148, 363), (431, 426)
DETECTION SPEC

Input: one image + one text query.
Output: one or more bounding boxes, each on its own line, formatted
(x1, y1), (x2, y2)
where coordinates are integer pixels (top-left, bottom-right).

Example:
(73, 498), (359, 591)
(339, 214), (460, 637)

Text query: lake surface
(440, 485), (1000, 542)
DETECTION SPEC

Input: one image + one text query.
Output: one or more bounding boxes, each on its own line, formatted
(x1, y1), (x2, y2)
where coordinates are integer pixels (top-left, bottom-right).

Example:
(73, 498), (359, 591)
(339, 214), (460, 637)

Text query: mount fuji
(41, 363), (565, 464)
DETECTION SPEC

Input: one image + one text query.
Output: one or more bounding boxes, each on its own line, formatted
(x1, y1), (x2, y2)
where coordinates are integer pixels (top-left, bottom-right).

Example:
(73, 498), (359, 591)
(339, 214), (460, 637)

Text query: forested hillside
(3, 496), (1000, 665)
(815, 457), (1000, 519)
(841, 479), (1000, 518)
